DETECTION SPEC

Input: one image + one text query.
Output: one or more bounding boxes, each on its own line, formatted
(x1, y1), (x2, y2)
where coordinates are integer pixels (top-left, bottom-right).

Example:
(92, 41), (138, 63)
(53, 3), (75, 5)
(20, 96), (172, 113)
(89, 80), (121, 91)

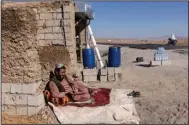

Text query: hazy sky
(88, 2), (188, 39)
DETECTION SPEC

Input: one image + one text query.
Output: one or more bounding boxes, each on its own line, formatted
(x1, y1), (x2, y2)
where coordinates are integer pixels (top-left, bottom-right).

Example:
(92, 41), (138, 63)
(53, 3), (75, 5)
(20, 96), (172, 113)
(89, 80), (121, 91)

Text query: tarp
(48, 89), (140, 124)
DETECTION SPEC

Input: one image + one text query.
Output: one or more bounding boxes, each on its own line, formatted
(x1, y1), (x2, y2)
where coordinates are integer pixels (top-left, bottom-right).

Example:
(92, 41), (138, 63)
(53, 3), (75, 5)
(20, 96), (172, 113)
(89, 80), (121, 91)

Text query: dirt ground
(2, 42), (188, 124)
(88, 44), (188, 124)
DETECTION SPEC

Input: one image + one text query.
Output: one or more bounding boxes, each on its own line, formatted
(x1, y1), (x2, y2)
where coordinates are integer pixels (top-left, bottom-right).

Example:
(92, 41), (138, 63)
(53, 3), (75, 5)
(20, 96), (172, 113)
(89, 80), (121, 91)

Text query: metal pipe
(87, 25), (104, 68)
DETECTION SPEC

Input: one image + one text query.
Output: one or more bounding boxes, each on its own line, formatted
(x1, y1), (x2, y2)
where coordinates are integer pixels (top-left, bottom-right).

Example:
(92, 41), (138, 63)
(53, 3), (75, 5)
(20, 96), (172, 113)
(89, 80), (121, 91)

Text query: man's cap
(55, 63), (64, 68)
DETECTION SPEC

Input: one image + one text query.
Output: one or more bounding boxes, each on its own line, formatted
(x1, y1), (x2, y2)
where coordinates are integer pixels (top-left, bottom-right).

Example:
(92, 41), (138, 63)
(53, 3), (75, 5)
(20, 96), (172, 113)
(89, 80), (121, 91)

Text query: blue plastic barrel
(108, 46), (121, 67)
(82, 48), (96, 69)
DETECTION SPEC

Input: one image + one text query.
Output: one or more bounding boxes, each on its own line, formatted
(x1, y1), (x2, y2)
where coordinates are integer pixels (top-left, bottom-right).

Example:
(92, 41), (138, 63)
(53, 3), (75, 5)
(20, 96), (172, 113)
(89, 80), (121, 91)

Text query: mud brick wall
(2, 0), (76, 116)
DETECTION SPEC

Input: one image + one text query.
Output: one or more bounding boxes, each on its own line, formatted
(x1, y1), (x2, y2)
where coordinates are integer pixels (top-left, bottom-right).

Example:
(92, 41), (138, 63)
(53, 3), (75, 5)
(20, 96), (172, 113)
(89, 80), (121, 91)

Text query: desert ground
(2, 40), (188, 124)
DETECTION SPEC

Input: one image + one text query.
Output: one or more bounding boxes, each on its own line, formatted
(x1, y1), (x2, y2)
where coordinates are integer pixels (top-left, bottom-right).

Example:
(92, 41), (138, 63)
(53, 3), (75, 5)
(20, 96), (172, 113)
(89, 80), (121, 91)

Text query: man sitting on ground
(45, 64), (91, 105)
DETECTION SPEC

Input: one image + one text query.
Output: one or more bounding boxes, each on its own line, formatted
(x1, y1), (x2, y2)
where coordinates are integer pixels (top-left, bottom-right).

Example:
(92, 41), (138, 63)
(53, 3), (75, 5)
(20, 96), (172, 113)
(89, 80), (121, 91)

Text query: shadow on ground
(135, 64), (158, 68)
(172, 49), (188, 55)
(98, 43), (188, 50)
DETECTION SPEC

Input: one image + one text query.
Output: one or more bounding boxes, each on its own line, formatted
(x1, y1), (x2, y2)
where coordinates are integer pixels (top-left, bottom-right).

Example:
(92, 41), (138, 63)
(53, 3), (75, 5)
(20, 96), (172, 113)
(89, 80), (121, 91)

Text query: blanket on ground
(48, 89), (140, 124)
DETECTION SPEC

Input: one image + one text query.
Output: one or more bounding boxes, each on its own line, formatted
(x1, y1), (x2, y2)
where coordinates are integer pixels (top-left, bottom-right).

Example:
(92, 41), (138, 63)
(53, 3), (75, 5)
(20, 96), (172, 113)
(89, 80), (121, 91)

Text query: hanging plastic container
(108, 46), (121, 67)
(82, 48), (96, 69)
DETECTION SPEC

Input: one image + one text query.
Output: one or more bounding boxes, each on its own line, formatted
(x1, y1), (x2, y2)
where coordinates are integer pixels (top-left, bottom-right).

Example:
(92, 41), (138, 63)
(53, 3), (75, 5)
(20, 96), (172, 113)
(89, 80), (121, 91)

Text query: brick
(83, 69), (97, 75)
(107, 67), (115, 75)
(37, 34), (45, 40)
(100, 68), (107, 76)
(100, 75), (107, 82)
(2, 83), (11, 93)
(37, 20), (45, 26)
(38, 27), (52, 33)
(115, 73), (122, 82)
(28, 94), (45, 106)
(11, 84), (22, 94)
(108, 74), (115, 81)
(16, 94), (27, 105)
(150, 61), (161, 66)
(46, 20), (60, 27)
(115, 67), (122, 73)
(162, 60), (171, 65)
(3, 105), (16, 115)
(16, 106), (27, 115)
(28, 104), (45, 116)
(4, 94), (16, 105)
(83, 75), (97, 82)
(40, 13), (53, 19)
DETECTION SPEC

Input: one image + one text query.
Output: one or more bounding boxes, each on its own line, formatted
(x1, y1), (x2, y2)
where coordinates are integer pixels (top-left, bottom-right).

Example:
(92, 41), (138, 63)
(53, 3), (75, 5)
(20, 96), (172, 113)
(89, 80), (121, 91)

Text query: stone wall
(2, 0), (76, 116)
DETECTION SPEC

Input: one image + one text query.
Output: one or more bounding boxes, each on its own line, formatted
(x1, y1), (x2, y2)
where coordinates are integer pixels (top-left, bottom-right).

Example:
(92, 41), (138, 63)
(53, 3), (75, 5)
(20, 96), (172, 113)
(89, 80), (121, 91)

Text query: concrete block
(52, 40), (64, 45)
(22, 83), (36, 94)
(46, 20), (60, 27)
(37, 34), (45, 40)
(115, 73), (122, 81)
(36, 14), (40, 20)
(63, 6), (70, 12)
(115, 67), (122, 73)
(150, 61), (161, 66)
(63, 20), (70, 26)
(2, 83), (11, 93)
(56, 13), (62, 19)
(3, 105), (17, 115)
(107, 67), (115, 75)
(66, 41), (74, 46)
(53, 33), (63, 40)
(38, 27), (52, 33)
(83, 69), (97, 75)
(63, 12), (70, 19)
(2, 93), (5, 104)
(16, 94), (27, 105)
(52, 13), (57, 19)
(16, 106), (27, 115)
(40, 13), (52, 20)
(100, 75), (107, 82)
(52, 27), (61, 33)
(100, 68), (107, 76)
(11, 84), (22, 94)
(28, 94), (45, 106)
(64, 26), (71, 33)
(44, 33), (54, 40)
(32, 8), (38, 13)
(162, 60), (171, 65)
(83, 75), (97, 82)
(28, 104), (45, 116)
(108, 74), (115, 81)
(55, 8), (62, 12)
(37, 20), (45, 26)
(4, 94), (16, 105)
(38, 40), (51, 46)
